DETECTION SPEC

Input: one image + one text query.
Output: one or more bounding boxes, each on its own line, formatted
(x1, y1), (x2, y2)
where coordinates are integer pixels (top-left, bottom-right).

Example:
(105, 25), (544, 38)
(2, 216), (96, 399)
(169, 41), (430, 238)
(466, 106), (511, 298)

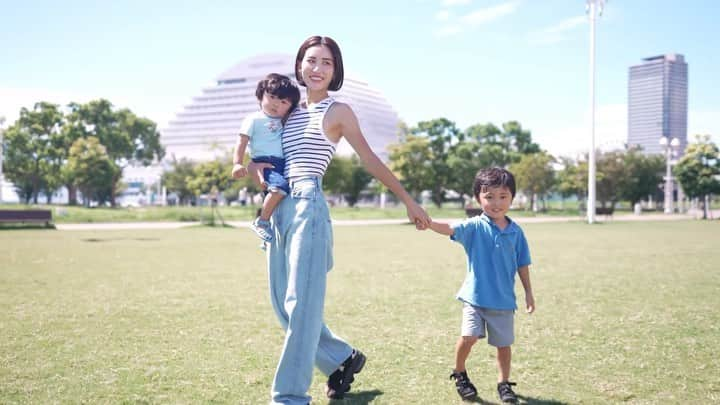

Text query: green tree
(556, 157), (582, 201)
(595, 150), (626, 209)
(446, 140), (484, 201)
(464, 123), (508, 167)
(188, 159), (233, 198)
(162, 158), (197, 205)
(464, 121), (541, 168)
(324, 155), (350, 196)
(509, 152), (555, 211)
(65, 99), (164, 206)
(618, 147), (665, 207)
(2, 102), (64, 203)
(410, 118), (462, 207)
(324, 155), (373, 207)
(388, 134), (435, 201)
(65, 137), (118, 206)
(674, 135), (720, 219)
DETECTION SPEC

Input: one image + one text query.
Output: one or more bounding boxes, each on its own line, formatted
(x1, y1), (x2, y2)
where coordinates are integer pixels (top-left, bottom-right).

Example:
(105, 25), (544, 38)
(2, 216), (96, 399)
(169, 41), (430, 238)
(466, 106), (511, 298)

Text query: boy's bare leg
(259, 191), (284, 221)
(454, 336), (477, 372)
(496, 346), (511, 382)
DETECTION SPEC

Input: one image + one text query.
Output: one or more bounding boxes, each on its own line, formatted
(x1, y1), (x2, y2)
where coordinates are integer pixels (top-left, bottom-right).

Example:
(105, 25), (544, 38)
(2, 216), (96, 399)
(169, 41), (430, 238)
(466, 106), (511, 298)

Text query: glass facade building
(627, 54), (688, 155)
(161, 54), (400, 162)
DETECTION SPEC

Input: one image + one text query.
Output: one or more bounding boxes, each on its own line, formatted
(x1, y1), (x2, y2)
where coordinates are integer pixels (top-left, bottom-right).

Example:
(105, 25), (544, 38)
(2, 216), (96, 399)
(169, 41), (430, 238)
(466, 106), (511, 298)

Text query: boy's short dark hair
(255, 73), (301, 111)
(294, 35), (344, 91)
(473, 168), (516, 198)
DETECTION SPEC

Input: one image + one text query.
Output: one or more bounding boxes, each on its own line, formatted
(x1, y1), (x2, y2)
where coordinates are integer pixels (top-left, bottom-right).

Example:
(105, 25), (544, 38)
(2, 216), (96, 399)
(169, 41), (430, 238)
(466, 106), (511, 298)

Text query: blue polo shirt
(450, 213), (531, 310)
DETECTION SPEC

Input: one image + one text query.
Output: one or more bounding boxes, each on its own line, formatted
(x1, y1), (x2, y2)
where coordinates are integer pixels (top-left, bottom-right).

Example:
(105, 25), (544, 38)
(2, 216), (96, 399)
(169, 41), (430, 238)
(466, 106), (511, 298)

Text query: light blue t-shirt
(238, 111), (284, 158)
(450, 213), (531, 310)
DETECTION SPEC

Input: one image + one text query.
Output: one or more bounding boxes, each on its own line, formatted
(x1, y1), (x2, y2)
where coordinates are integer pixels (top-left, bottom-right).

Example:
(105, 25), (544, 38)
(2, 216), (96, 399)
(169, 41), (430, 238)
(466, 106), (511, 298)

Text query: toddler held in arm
(231, 73), (300, 242)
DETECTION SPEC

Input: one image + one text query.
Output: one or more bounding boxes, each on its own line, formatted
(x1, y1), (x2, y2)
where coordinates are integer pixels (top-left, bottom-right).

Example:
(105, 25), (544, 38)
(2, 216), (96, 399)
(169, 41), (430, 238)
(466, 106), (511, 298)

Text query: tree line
(1, 100), (163, 206)
(2, 105), (718, 215)
(386, 118), (720, 214)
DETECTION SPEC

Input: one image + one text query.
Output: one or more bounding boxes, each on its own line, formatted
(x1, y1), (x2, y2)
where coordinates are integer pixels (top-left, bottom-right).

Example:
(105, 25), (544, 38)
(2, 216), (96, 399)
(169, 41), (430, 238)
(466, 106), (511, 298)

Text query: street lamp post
(659, 136), (680, 214)
(586, 0), (605, 224)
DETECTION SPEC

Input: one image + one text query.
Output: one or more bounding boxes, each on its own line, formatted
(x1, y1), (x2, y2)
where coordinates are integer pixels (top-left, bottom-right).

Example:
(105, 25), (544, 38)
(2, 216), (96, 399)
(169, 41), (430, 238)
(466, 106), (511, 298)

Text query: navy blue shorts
(252, 156), (289, 195)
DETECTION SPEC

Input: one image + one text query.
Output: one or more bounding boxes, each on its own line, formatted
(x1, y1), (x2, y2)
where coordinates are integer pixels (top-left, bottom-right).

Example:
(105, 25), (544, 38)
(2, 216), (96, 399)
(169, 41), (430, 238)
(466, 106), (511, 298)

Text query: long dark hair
(294, 36), (344, 91)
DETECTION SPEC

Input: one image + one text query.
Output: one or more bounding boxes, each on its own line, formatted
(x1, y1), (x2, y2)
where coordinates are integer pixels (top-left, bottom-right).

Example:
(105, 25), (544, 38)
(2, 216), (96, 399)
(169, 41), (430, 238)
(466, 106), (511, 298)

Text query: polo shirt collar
(479, 212), (517, 233)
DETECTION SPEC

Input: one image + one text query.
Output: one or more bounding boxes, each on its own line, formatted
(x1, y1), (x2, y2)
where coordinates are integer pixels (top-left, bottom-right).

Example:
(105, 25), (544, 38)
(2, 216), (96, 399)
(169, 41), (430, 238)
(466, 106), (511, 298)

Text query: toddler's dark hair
(473, 168), (516, 198)
(255, 73), (301, 112)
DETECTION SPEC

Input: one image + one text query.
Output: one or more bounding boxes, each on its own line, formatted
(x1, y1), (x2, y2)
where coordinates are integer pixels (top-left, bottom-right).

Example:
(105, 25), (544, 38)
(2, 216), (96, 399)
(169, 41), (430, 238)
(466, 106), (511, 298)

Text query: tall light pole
(586, 0), (605, 224)
(659, 136), (680, 214)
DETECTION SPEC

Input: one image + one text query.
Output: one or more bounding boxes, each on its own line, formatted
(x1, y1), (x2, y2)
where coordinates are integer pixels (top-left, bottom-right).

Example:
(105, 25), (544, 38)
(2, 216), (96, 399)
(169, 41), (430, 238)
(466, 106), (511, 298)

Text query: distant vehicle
(118, 188), (146, 208)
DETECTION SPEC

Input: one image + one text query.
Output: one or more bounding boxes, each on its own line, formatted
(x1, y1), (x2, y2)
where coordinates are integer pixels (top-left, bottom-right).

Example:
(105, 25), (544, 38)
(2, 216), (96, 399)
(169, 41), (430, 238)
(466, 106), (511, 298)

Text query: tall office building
(161, 54), (400, 162)
(627, 53), (688, 155)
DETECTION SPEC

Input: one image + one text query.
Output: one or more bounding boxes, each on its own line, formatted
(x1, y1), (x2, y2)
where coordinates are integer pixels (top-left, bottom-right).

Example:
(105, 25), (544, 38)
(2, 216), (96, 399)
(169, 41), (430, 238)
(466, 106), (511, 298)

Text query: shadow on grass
(0, 224), (56, 231)
(517, 395), (569, 405)
(328, 389), (383, 404)
(82, 237), (160, 242)
(458, 395), (568, 405)
(187, 223), (237, 229)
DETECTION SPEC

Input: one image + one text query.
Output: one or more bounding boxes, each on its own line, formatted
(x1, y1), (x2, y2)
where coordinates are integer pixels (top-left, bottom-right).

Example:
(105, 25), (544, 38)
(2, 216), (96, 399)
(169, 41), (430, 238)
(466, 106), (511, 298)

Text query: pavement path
(54, 210), (717, 231)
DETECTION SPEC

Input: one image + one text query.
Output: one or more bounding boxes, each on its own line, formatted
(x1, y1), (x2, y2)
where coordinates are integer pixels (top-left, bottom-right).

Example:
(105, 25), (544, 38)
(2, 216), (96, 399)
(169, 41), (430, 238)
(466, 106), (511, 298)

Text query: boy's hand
(232, 164), (248, 179)
(525, 293), (535, 314)
(406, 201), (429, 230)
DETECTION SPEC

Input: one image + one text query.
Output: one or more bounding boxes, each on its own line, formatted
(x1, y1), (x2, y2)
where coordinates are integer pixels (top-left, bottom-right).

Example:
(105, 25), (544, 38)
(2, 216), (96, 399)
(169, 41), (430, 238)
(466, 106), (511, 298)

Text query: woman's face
(299, 45), (334, 92)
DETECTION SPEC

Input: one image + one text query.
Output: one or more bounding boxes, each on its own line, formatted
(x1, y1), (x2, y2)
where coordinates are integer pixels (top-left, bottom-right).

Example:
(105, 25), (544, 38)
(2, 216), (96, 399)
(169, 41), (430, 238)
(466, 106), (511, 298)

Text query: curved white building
(161, 53), (400, 162)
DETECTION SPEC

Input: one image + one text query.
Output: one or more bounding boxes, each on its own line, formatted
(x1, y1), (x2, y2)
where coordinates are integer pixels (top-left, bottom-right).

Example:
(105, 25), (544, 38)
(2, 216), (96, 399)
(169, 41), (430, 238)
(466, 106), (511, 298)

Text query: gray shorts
(461, 302), (514, 347)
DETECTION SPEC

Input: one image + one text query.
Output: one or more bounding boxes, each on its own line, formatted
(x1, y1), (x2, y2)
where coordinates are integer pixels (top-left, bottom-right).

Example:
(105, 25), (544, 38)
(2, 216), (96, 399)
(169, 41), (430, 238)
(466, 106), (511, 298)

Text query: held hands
(231, 164), (248, 179)
(406, 201), (430, 230)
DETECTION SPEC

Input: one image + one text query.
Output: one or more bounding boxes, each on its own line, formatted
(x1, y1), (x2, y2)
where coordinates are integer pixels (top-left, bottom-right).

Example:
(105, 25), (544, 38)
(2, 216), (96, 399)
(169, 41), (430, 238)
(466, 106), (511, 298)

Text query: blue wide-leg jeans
(267, 176), (353, 405)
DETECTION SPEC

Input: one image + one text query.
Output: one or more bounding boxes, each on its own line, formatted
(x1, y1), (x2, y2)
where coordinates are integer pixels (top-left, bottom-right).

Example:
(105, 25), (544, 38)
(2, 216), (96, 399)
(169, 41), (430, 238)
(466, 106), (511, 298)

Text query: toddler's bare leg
(259, 191), (284, 221)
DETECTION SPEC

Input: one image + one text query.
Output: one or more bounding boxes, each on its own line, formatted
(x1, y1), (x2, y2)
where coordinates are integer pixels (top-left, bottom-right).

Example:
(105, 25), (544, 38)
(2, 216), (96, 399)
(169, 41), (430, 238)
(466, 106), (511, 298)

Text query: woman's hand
(405, 200), (430, 230)
(231, 164), (248, 179)
(246, 161), (272, 189)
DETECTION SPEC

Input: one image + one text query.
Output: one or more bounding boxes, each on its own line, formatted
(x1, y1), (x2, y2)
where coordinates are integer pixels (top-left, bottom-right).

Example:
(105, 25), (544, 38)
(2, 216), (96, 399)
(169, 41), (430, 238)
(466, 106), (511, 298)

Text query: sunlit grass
(1, 221), (718, 403)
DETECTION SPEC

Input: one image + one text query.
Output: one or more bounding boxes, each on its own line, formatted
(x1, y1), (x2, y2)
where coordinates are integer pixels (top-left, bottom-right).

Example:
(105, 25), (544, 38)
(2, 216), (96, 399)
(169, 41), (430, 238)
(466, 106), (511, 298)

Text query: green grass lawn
(1, 221), (719, 404)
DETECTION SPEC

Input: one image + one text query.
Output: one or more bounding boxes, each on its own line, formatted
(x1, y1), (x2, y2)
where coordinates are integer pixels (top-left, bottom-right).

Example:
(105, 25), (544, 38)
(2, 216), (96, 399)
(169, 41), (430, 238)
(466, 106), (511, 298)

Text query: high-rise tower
(627, 54), (688, 155)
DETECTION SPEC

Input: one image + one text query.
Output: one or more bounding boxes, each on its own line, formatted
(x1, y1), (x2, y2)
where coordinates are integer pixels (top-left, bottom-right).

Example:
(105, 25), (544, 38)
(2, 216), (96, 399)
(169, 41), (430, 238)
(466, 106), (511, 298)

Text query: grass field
(1, 221), (719, 404)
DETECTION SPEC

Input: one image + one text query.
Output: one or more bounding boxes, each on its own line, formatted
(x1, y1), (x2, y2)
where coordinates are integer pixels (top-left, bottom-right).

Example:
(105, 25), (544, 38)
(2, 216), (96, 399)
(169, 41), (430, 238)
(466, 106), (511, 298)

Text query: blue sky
(1, 0), (718, 157)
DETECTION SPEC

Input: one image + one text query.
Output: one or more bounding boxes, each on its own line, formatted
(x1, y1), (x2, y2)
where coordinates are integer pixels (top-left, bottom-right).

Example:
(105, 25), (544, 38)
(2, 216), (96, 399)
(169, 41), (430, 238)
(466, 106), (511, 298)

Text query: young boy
(231, 73), (300, 242)
(428, 167), (535, 403)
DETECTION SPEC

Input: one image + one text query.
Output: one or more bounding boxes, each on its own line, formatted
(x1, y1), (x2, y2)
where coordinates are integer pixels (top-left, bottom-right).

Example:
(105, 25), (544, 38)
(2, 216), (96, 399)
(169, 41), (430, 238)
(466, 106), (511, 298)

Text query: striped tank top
(282, 97), (338, 179)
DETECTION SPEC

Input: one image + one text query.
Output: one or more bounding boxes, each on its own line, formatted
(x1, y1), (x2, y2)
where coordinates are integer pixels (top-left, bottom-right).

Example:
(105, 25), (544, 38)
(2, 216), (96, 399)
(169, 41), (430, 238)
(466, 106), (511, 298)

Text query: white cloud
(544, 15), (586, 33)
(530, 104), (720, 158)
(442, 0), (471, 6)
(434, 25), (463, 37)
(459, 1), (518, 25)
(433, 1), (517, 37)
(435, 10), (451, 21)
(0, 87), (91, 125)
(530, 104), (627, 158)
(689, 110), (720, 143)
(529, 15), (586, 45)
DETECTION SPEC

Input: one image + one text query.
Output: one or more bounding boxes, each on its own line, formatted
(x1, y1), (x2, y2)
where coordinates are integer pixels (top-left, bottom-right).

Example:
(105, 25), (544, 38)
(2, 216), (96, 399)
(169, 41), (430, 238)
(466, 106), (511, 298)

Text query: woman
(249, 35), (430, 405)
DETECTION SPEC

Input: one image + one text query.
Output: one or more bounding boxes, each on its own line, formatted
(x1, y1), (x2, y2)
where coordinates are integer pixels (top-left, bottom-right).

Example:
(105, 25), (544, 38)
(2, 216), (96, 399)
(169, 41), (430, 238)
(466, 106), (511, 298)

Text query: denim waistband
(288, 175), (322, 189)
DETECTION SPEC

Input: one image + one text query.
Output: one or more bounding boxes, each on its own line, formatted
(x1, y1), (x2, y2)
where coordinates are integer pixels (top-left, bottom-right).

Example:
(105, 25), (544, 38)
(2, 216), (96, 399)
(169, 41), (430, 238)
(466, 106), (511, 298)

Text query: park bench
(465, 208), (484, 217)
(0, 209), (54, 227)
(595, 206), (614, 218)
